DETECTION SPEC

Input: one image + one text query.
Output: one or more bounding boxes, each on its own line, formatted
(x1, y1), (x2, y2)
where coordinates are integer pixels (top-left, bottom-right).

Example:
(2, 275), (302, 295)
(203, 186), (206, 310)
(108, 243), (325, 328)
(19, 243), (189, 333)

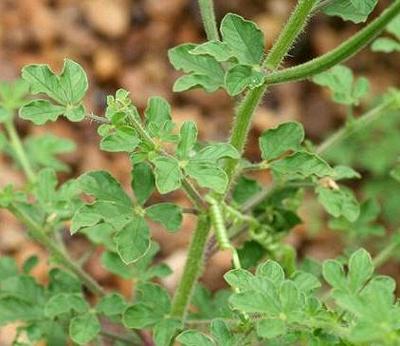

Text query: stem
(126, 112), (205, 209)
(4, 119), (36, 183)
(264, 0), (400, 85)
(317, 98), (396, 155)
(100, 330), (140, 345)
(372, 238), (400, 268)
(225, 0), (318, 184)
(198, 0), (220, 41)
(170, 215), (211, 319)
(264, 0), (319, 69)
(9, 203), (105, 297)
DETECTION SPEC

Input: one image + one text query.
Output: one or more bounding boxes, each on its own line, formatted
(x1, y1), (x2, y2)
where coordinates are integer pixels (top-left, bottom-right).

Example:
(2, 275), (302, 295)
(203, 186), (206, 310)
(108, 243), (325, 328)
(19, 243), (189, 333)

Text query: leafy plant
(1, 0), (400, 345)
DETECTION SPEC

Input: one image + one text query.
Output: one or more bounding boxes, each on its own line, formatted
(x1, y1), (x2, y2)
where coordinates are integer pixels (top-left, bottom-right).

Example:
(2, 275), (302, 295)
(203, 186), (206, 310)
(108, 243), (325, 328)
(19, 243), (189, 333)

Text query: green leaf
(323, 0), (378, 23)
(176, 330), (214, 346)
(131, 162), (155, 205)
(194, 143), (240, 162)
(220, 13), (265, 65)
(259, 122), (305, 161)
(348, 248), (374, 292)
(237, 241), (265, 269)
(20, 59), (88, 124)
(0, 79), (29, 111)
(100, 126), (140, 152)
(224, 269), (255, 291)
(44, 293), (88, 318)
(210, 319), (236, 346)
(177, 120), (198, 159)
(225, 65), (265, 96)
(96, 293), (127, 316)
(151, 156), (182, 194)
(146, 203), (182, 232)
(372, 38), (400, 53)
(271, 151), (333, 178)
(0, 257), (19, 280)
(0, 297), (44, 325)
(22, 59), (88, 104)
(256, 260), (285, 286)
(123, 283), (171, 329)
(115, 217), (151, 264)
(173, 74), (223, 93)
(317, 186), (360, 222)
(25, 134), (76, 172)
(256, 318), (286, 339)
(169, 44), (225, 92)
(185, 160), (228, 193)
(145, 96), (173, 139)
(232, 176), (261, 204)
(78, 171), (132, 206)
(191, 41), (235, 62)
(19, 100), (65, 125)
(333, 165), (361, 180)
(313, 65), (369, 105)
(0, 107), (10, 123)
(322, 260), (346, 290)
(154, 319), (181, 346)
(69, 312), (100, 345)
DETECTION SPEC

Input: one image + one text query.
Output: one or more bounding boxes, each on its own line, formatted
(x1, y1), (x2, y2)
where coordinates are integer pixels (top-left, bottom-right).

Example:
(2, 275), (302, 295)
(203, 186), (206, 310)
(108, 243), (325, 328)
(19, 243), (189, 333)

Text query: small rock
(83, 0), (130, 38)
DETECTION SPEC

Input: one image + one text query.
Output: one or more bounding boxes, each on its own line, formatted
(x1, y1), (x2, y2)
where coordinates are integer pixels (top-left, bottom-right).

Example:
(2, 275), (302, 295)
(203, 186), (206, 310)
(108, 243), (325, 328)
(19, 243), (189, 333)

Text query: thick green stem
(198, 0), (220, 41)
(9, 203), (106, 297)
(224, 85), (268, 180)
(264, 0), (400, 85)
(264, 0), (319, 69)
(225, 0), (318, 183)
(170, 215), (211, 319)
(4, 120), (36, 183)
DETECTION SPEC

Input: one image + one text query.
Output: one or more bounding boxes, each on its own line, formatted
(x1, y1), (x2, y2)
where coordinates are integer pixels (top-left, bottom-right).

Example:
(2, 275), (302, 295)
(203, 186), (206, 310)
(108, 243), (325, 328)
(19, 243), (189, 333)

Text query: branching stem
(224, 0), (318, 186)
(264, 0), (400, 85)
(9, 203), (105, 296)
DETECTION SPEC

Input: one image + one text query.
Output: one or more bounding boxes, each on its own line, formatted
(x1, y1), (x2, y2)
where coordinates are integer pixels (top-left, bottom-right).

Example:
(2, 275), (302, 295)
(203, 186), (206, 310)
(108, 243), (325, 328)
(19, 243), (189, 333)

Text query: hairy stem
(264, 0), (319, 69)
(4, 119), (36, 183)
(264, 0), (400, 85)
(198, 0), (220, 41)
(225, 0), (318, 185)
(170, 215), (211, 319)
(9, 203), (106, 297)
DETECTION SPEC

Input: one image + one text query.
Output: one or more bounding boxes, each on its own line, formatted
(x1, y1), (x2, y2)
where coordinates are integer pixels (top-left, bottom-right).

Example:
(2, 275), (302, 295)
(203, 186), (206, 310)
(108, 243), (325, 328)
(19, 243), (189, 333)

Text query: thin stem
(264, 0), (319, 69)
(9, 203), (105, 297)
(225, 0), (318, 186)
(170, 215), (211, 320)
(86, 113), (110, 124)
(373, 238), (400, 268)
(100, 330), (140, 345)
(126, 112), (205, 209)
(317, 98), (396, 155)
(198, 0), (220, 41)
(4, 119), (36, 183)
(264, 0), (400, 85)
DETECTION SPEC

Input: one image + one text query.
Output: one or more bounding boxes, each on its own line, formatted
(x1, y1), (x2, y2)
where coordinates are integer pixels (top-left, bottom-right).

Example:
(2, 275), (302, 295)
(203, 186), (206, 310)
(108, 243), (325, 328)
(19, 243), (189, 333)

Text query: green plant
(1, 0), (400, 345)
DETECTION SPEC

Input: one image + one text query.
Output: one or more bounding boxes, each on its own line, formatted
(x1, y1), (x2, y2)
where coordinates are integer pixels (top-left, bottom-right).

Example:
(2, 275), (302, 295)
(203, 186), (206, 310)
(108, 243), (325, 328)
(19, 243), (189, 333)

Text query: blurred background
(1, 0), (400, 343)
